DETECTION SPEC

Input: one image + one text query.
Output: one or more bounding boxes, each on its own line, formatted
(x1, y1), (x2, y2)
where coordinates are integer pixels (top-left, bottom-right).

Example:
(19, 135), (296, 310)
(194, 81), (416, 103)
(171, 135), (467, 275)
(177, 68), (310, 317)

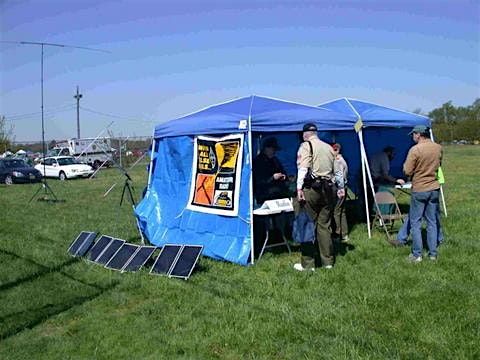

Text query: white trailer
(51, 137), (114, 168)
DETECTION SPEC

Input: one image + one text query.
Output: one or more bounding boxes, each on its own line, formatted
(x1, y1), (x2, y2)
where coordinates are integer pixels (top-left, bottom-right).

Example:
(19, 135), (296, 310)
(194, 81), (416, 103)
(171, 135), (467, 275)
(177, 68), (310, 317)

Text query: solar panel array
(68, 232), (202, 279)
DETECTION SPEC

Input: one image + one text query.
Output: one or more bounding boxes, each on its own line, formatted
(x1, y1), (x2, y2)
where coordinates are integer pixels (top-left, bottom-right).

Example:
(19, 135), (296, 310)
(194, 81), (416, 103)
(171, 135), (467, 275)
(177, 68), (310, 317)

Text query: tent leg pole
(247, 99), (255, 265)
(359, 130), (391, 241)
(440, 185), (447, 217)
(430, 129), (447, 217)
(147, 134), (156, 190)
(358, 131), (371, 238)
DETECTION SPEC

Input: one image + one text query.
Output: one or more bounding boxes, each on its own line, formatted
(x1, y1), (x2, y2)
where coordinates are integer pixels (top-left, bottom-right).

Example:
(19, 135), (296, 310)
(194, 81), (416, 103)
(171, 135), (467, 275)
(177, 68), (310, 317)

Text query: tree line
(428, 98), (480, 143)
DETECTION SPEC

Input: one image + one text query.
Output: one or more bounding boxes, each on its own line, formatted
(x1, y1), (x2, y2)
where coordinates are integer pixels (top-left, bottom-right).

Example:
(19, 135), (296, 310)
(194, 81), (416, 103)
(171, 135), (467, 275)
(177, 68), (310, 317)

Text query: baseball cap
(408, 125), (429, 135)
(302, 123), (318, 132)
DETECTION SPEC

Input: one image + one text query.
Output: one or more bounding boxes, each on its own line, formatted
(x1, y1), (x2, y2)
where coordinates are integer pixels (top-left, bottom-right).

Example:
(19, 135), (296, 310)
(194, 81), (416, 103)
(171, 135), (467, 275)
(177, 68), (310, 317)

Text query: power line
(79, 106), (154, 124)
(5, 104), (76, 121)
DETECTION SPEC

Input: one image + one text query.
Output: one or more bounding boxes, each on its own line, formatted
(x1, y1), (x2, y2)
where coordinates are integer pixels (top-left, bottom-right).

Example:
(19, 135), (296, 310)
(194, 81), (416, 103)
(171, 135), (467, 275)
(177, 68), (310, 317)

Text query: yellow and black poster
(187, 134), (244, 216)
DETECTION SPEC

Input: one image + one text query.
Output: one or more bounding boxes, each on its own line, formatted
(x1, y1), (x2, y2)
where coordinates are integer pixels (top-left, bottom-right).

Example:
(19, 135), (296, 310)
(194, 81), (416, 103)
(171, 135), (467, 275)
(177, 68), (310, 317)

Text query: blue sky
(1, 0), (479, 142)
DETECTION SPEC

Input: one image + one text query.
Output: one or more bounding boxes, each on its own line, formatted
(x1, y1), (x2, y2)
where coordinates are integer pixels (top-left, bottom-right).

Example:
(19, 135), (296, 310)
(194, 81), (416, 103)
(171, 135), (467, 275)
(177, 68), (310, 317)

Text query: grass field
(0, 145), (479, 359)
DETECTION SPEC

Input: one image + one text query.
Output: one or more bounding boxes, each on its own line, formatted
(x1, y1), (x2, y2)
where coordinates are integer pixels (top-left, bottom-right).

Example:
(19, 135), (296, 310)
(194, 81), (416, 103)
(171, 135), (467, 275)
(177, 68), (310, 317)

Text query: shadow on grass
(0, 248), (121, 340)
(334, 240), (356, 257)
(0, 281), (118, 340)
(0, 249), (82, 292)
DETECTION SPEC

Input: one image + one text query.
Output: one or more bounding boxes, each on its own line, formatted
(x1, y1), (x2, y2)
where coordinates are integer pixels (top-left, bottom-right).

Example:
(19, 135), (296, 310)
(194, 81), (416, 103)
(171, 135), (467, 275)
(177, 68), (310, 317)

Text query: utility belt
(303, 172), (336, 201)
(303, 174), (337, 209)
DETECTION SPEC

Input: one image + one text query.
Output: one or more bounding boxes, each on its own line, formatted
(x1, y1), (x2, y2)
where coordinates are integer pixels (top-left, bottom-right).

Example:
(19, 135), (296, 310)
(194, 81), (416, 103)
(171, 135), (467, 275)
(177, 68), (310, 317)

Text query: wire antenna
(1, 40), (110, 53)
(2, 40), (109, 203)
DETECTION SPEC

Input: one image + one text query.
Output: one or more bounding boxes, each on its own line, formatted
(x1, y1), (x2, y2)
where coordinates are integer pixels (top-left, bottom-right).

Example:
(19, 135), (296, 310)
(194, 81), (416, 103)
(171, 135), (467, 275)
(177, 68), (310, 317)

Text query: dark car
(0, 158), (43, 185)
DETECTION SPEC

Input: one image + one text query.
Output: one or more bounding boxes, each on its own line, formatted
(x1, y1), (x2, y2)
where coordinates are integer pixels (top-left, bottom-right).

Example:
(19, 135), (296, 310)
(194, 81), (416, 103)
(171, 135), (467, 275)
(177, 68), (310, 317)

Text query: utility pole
(74, 85), (83, 138)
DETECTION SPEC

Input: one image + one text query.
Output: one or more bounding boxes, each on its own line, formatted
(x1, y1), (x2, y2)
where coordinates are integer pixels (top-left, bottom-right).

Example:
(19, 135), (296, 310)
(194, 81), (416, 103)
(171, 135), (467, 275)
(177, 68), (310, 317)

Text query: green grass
(0, 146), (479, 359)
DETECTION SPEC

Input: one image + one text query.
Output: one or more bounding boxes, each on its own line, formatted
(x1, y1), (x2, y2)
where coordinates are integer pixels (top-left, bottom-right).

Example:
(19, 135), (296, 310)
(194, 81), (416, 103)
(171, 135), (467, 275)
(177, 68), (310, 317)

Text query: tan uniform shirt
(403, 138), (442, 192)
(297, 136), (335, 179)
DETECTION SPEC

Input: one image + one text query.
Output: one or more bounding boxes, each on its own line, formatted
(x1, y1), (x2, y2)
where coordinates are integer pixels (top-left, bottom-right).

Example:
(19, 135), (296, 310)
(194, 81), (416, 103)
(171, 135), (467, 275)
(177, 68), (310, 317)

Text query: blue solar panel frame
(86, 235), (113, 262)
(149, 244), (183, 276)
(169, 245), (203, 280)
(122, 246), (157, 272)
(68, 231), (97, 257)
(95, 238), (125, 265)
(105, 243), (140, 271)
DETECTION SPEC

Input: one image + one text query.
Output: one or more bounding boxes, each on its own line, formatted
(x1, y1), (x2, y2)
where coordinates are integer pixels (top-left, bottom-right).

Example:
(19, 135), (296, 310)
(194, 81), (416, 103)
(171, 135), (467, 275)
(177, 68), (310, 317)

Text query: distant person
(331, 143), (349, 243)
(402, 125), (443, 263)
(370, 146), (405, 189)
(253, 137), (289, 204)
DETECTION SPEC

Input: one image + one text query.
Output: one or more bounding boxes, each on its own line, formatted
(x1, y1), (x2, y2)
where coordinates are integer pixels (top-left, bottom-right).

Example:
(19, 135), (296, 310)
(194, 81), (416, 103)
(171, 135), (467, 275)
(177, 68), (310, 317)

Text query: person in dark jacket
(253, 137), (289, 204)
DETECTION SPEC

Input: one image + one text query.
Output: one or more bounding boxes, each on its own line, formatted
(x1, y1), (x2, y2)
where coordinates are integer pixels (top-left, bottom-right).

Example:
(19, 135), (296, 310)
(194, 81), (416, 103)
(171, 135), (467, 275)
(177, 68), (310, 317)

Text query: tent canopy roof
(318, 98), (431, 128)
(154, 95), (358, 138)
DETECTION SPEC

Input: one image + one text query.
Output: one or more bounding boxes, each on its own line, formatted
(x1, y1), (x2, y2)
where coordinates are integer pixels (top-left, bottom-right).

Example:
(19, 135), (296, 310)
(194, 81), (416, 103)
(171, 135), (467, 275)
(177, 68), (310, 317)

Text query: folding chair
(371, 191), (407, 241)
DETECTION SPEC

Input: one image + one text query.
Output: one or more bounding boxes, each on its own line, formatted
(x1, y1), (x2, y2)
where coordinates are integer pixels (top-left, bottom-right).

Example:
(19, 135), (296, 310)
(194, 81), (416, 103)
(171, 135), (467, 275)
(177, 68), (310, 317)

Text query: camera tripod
(29, 177), (63, 203)
(119, 173), (136, 207)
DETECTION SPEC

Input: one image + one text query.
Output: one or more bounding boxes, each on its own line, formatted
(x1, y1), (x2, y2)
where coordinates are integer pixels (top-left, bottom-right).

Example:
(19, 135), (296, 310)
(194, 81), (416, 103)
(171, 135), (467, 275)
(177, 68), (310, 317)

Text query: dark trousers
(300, 187), (335, 268)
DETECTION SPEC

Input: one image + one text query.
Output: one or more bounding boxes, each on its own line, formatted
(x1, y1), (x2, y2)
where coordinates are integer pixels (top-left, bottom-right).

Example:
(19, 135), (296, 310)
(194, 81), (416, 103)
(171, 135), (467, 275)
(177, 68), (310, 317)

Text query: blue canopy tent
(318, 98), (447, 237)
(135, 95), (357, 265)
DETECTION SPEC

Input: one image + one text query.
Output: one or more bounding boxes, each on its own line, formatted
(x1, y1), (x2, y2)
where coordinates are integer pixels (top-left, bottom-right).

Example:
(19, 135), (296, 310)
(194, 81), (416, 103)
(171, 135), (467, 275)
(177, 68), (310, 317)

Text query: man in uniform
(294, 123), (344, 271)
(403, 125), (443, 262)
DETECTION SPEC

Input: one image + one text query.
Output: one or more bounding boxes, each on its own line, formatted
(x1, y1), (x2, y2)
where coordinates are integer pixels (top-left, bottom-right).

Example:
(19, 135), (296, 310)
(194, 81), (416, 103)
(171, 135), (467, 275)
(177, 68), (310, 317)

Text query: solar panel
(86, 235), (113, 262)
(122, 246), (156, 272)
(105, 243), (140, 271)
(95, 238), (125, 265)
(68, 232), (97, 257)
(150, 244), (182, 276)
(169, 245), (203, 279)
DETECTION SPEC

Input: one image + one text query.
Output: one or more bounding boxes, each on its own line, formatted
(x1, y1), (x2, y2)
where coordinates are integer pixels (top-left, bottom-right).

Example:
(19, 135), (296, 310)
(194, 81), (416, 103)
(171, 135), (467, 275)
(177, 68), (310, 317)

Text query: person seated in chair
(253, 137), (289, 205)
(253, 137), (291, 257)
(370, 146), (405, 190)
(368, 146), (405, 215)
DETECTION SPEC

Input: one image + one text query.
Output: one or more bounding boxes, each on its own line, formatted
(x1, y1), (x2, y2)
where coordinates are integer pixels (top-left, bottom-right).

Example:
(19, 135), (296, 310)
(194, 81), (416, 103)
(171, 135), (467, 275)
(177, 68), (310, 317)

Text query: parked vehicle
(49, 137), (114, 169)
(0, 158), (42, 185)
(35, 156), (94, 180)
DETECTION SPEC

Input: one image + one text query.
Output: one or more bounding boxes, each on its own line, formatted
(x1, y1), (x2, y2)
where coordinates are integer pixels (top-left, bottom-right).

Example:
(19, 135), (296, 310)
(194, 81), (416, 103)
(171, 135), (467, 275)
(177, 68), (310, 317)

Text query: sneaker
(428, 256), (437, 261)
(324, 265), (333, 269)
(407, 254), (422, 263)
(293, 263), (315, 272)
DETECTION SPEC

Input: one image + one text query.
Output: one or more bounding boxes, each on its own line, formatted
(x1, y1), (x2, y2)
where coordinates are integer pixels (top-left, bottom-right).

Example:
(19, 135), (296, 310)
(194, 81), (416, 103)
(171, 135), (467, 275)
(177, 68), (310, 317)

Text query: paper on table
(395, 182), (412, 189)
(253, 198), (294, 215)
